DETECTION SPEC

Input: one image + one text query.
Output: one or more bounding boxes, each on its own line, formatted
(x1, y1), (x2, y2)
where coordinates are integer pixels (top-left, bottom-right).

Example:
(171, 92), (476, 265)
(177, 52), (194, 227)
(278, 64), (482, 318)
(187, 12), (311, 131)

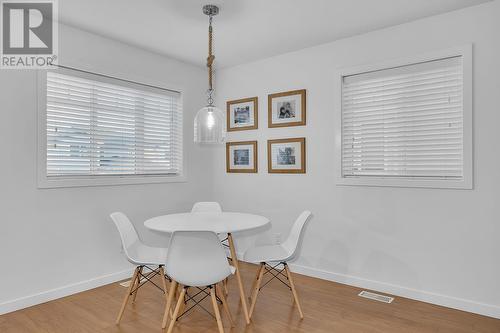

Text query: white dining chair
(191, 201), (222, 213)
(191, 201), (230, 294)
(243, 210), (312, 319)
(110, 212), (170, 324)
(162, 231), (235, 333)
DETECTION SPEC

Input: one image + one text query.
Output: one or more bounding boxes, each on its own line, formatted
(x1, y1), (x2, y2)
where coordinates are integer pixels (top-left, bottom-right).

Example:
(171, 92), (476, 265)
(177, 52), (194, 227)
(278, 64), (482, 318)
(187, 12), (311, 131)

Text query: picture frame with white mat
(267, 138), (306, 173)
(227, 97), (258, 131)
(268, 89), (306, 128)
(226, 141), (258, 173)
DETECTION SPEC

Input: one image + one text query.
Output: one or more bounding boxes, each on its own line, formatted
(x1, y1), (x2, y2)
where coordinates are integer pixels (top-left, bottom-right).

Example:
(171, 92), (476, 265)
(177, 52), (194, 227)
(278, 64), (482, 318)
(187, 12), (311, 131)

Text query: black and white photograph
(233, 148), (250, 165)
(268, 89), (306, 127)
(268, 138), (306, 173)
(227, 97), (258, 131)
(277, 100), (296, 119)
(234, 106), (251, 124)
(277, 147), (296, 165)
(2, 1), (497, 333)
(226, 141), (258, 173)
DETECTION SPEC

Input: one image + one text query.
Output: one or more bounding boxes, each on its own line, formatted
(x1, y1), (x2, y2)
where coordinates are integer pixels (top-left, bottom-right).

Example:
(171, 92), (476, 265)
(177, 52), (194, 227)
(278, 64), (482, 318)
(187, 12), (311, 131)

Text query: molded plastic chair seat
(191, 201), (222, 213)
(243, 210), (312, 320)
(244, 244), (290, 263)
(162, 231), (235, 333)
(191, 201), (224, 237)
(110, 212), (170, 325)
(110, 212), (169, 266)
(126, 242), (168, 266)
(166, 231), (233, 287)
(191, 201), (231, 296)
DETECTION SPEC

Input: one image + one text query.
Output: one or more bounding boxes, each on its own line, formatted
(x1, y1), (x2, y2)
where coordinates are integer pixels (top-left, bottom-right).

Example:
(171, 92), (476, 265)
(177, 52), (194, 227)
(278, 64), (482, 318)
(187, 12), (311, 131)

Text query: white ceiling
(59, 0), (490, 68)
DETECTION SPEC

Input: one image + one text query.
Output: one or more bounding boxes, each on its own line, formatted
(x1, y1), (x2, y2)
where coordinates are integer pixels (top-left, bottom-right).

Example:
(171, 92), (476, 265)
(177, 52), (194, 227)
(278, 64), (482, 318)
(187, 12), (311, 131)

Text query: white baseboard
(288, 263), (500, 320)
(2, 259), (499, 320)
(235, 250), (500, 319)
(0, 268), (134, 316)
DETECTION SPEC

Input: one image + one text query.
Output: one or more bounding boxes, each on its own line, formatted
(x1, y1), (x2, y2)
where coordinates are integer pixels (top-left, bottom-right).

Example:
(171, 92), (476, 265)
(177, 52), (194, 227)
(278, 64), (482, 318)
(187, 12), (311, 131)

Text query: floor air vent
(358, 291), (394, 303)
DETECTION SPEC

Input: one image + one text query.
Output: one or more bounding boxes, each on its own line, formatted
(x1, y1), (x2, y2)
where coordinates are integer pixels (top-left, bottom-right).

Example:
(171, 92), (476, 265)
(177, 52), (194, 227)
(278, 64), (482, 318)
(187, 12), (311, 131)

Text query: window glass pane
(46, 70), (182, 177)
(341, 56), (463, 179)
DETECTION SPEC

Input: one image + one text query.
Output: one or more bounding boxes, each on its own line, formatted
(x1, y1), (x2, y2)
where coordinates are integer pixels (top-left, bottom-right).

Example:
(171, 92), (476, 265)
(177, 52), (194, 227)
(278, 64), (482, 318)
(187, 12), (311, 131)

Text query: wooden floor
(1, 263), (499, 333)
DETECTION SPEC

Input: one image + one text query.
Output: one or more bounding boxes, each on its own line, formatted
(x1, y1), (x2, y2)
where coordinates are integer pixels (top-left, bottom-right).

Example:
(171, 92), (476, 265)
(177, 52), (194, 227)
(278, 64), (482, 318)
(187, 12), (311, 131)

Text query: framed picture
(268, 89), (306, 128)
(267, 138), (306, 173)
(227, 97), (258, 131)
(226, 141), (258, 173)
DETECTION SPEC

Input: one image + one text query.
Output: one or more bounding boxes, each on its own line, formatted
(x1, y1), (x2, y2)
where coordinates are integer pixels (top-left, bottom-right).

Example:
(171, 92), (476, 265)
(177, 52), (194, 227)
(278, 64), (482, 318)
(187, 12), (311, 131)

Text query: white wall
(2, 1), (499, 320)
(0, 24), (212, 313)
(214, 2), (500, 318)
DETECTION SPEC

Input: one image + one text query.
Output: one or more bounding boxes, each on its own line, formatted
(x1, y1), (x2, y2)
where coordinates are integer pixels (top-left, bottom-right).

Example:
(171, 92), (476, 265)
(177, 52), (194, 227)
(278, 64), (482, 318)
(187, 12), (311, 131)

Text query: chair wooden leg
(132, 266), (143, 303)
(249, 263), (265, 318)
(116, 267), (140, 324)
(159, 266), (175, 320)
(167, 286), (186, 333)
(162, 280), (178, 329)
(223, 278), (229, 296)
(210, 286), (225, 333)
(159, 266), (169, 301)
(248, 263), (264, 301)
(217, 283), (235, 327)
(174, 282), (179, 299)
(177, 284), (186, 317)
(284, 264), (304, 319)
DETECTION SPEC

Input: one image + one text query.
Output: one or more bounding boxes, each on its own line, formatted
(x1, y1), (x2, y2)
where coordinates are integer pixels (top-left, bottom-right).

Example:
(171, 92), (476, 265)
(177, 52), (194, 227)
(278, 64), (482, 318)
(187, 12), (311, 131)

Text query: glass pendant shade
(194, 105), (226, 144)
(195, 5), (225, 144)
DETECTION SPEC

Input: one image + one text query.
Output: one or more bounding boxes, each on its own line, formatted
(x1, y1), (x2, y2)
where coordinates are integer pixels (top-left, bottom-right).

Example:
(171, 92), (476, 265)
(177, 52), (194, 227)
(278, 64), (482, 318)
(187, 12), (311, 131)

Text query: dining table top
(144, 211), (270, 234)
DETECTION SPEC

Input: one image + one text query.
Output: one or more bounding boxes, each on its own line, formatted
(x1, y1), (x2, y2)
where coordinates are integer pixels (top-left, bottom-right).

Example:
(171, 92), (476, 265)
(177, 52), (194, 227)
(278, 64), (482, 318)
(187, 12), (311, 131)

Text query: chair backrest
(110, 212), (140, 261)
(191, 202), (222, 213)
(281, 211), (312, 259)
(166, 231), (232, 287)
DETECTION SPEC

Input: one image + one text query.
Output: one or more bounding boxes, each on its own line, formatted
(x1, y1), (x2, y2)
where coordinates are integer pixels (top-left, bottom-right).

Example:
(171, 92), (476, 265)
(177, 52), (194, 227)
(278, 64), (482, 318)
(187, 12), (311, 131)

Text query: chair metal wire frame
(258, 262), (292, 291)
(116, 264), (171, 324)
(129, 265), (171, 296)
(177, 285), (223, 320)
(163, 281), (234, 332)
(248, 261), (304, 319)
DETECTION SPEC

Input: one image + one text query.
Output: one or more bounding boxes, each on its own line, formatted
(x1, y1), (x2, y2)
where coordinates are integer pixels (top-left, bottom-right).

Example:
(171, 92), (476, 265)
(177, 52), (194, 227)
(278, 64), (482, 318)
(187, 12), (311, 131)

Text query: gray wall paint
(213, 1), (500, 317)
(1, 1), (499, 319)
(0, 24), (213, 306)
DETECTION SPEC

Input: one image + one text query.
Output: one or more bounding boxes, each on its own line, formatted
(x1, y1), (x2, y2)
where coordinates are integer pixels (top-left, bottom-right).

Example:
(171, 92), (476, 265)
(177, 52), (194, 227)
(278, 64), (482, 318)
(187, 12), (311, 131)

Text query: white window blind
(46, 70), (182, 178)
(341, 56), (464, 180)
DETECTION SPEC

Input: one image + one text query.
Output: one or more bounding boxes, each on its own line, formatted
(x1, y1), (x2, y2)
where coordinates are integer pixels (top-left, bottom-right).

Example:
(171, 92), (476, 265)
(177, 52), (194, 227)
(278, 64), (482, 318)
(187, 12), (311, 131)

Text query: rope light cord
(207, 15), (215, 104)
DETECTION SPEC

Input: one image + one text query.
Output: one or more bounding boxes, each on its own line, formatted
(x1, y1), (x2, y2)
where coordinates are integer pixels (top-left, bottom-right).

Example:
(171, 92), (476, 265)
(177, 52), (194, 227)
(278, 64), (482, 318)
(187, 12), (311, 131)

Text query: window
(335, 46), (472, 189)
(38, 67), (184, 188)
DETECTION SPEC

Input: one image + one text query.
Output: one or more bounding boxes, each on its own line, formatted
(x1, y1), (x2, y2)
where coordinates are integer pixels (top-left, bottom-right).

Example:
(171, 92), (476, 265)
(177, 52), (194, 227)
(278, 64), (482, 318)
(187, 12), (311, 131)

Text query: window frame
(334, 45), (473, 189)
(37, 67), (187, 188)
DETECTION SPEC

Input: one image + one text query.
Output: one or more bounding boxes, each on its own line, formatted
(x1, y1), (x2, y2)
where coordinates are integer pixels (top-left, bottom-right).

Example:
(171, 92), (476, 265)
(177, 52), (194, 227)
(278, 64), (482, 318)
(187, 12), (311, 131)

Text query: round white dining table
(144, 211), (270, 325)
(144, 212), (270, 234)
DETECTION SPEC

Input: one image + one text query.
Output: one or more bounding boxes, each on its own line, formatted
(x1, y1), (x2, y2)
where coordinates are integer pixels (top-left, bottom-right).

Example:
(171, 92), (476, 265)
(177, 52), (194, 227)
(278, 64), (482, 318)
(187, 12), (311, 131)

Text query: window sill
(37, 174), (187, 189)
(336, 176), (472, 190)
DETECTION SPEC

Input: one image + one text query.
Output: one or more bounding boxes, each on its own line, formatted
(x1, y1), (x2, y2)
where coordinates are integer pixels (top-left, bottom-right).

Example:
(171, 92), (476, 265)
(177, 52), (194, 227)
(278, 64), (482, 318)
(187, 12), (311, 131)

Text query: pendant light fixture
(194, 4), (226, 144)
